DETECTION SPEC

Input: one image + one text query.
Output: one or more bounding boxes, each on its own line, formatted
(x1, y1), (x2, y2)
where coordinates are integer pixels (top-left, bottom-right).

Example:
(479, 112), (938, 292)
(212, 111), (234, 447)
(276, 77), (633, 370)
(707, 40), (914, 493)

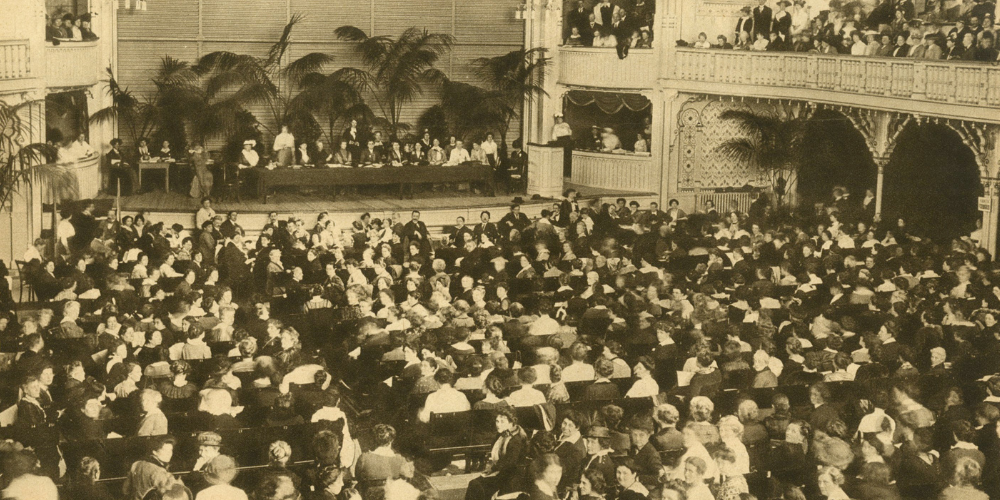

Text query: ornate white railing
(559, 47), (657, 89)
(0, 40), (31, 80)
(571, 150), (656, 192)
(690, 189), (759, 214)
(45, 42), (101, 89)
(671, 48), (1000, 111)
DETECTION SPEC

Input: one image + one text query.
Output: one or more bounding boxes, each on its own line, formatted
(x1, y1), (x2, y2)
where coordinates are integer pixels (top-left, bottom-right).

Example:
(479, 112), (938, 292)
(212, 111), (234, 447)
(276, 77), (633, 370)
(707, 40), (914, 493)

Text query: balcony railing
(559, 47), (657, 89)
(670, 48), (1000, 116)
(571, 150), (656, 192)
(0, 40), (31, 80)
(45, 42), (101, 89)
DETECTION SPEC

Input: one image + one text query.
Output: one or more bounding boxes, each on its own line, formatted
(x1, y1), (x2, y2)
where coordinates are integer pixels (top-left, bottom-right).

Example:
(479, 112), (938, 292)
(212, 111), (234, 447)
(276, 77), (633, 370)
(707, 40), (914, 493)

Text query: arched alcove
(882, 123), (982, 241)
(796, 109), (878, 208)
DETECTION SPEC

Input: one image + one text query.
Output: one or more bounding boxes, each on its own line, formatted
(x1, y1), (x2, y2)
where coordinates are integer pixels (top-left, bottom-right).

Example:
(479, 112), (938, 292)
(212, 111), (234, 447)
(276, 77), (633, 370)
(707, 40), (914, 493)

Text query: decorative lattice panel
(677, 99), (771, 190)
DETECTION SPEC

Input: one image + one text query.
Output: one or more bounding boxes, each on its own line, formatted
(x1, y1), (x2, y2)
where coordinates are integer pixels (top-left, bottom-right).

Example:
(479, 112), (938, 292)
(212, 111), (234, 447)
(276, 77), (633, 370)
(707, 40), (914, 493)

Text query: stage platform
(95, 183), (658, 235)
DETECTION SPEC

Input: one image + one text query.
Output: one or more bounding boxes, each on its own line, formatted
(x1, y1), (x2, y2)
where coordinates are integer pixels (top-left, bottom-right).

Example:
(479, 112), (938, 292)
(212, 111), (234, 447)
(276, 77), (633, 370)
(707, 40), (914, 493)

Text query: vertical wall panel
(289, 1), (371, 40)
(118, 0), (200, 39)
(117, 41), (199, 96)
(202, 1), (286, 40)
(454, 3), (523, 41)
(374, 0), (453, 35)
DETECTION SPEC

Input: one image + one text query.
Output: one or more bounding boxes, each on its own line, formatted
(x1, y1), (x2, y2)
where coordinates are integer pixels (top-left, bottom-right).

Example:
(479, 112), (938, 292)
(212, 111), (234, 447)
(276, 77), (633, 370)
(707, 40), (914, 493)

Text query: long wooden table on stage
(255, 163), (495, 202)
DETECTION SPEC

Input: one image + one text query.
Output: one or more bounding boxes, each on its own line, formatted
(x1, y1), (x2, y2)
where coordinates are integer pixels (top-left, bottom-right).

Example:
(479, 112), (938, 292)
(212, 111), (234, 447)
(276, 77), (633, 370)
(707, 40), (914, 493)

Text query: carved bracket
(840, 107), (879, 156)
(947, 120), (997, 178)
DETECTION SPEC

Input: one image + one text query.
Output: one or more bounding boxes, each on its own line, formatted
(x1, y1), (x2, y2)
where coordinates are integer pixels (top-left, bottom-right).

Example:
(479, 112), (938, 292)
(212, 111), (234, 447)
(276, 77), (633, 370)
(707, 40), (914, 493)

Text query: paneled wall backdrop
(116, 0), (526, 142)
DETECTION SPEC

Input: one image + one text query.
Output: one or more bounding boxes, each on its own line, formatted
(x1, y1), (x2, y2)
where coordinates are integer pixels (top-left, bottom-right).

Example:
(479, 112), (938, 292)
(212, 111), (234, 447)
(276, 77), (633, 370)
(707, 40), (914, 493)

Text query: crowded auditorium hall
(4, 0), (1000, 499)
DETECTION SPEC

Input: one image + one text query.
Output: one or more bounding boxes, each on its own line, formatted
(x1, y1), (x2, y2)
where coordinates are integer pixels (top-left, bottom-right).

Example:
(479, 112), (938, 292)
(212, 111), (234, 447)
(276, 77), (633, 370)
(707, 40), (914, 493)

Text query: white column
(874, 159), (886, 219)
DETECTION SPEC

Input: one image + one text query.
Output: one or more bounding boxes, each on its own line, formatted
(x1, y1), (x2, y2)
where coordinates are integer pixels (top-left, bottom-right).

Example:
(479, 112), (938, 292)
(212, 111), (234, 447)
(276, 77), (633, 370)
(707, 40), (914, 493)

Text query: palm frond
(282, 52), (335, 87)
(265, 12), (304, 69)
(715, 138), (757, 165)
(718, 109), (780, 139)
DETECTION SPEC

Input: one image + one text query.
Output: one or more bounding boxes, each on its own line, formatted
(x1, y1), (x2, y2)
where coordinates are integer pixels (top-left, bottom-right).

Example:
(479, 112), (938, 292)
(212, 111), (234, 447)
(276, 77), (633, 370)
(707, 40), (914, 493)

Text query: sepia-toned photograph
(1, 0), (999, 499)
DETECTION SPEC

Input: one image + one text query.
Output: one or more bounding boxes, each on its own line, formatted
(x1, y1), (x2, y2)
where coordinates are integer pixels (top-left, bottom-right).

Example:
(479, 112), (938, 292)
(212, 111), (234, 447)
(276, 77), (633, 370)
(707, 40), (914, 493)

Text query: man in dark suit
(359, 140), (381, 165)
(474, 211), (501, 243)
(557, 189), (580, 230)
(583, 13), (599, 46)
(499, 203), (532, 240)
(403, 210), (430, 259)
(752, 0), (773, 40)
(217, 235), (251, 293)
(447, 216), (474, 247)
(567, 1), (591, 41)
(105, 138), (137, 195)
(219, 211), (242, 239)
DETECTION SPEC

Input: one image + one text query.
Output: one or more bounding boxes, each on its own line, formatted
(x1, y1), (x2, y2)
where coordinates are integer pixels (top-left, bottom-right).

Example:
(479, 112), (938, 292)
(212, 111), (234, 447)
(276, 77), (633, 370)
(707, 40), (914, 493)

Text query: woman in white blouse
(272, 125), (295, 167)
(849, 31), (867, 55)
(238, 140), (259, 169)
(625, 357), (659, 398)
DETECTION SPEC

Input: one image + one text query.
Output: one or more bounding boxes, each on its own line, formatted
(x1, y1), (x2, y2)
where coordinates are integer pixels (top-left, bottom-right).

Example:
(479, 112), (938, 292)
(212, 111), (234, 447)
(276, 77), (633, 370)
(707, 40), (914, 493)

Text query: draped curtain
(565, 90), (651, 114)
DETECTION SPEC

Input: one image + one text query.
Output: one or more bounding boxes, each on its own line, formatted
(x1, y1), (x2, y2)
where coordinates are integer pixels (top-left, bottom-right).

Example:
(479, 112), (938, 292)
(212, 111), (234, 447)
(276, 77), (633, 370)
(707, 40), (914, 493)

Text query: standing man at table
(343, 119), (362, 162)
(273, 125), (295, 167)
(105, 138), (137, 196)
(552, 113), (574, 177)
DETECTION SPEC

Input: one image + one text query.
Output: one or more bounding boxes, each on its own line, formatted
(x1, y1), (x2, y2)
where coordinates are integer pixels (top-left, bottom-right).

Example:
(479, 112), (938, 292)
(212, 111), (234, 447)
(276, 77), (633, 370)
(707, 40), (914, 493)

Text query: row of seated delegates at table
(247, 127), (512, 170)
(7, 185), (1000, 500)
(45, 12), (99, 44)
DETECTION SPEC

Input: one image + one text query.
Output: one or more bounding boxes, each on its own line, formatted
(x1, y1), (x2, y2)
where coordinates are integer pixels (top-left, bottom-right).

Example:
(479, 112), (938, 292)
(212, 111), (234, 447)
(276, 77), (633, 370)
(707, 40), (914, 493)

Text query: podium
(526, 143), (564, 198)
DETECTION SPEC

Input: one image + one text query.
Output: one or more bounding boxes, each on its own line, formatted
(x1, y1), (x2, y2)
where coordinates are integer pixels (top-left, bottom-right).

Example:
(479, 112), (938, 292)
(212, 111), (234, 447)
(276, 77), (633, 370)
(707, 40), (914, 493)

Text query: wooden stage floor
(97, 183), (656, 215)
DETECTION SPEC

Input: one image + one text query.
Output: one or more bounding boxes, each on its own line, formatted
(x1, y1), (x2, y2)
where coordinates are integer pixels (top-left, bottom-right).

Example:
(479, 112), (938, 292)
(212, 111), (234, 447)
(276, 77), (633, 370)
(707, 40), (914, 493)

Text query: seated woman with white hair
(687, 396), (721, 446)
(717, 415), (750, 475)
(192, 388), (243, 431)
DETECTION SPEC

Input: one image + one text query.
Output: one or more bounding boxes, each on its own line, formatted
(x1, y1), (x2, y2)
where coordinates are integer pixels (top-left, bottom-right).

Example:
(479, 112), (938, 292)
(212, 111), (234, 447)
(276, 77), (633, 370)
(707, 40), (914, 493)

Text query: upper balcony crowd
(683, 0), (1000, 62)
(563, 0), (656, 54)
(45, 11), (100, 45)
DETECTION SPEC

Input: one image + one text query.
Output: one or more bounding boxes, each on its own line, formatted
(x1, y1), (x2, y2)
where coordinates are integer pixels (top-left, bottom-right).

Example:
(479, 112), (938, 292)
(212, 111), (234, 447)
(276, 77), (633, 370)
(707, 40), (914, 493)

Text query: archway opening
(882, 123), (982, 241)
(796, 110), (877, 209)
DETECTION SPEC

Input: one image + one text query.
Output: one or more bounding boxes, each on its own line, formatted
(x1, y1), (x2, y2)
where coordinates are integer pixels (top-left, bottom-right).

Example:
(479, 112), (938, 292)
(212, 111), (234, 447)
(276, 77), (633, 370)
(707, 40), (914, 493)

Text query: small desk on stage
(255, 163), (495, 202)
(138, 160), (174, 192)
